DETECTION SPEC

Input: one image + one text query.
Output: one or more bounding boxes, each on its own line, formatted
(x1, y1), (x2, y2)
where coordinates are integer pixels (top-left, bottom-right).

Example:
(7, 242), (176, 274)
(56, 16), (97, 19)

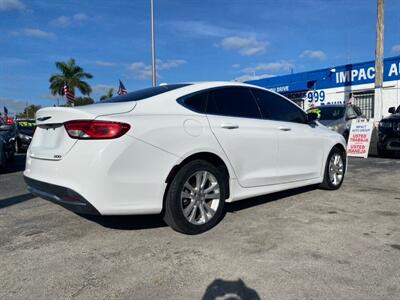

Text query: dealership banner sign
(346, 119), (374, 158)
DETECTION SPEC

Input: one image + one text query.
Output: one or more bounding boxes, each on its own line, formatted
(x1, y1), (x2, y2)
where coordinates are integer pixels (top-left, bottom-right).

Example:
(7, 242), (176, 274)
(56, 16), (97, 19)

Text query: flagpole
(150, 0), (157, 87)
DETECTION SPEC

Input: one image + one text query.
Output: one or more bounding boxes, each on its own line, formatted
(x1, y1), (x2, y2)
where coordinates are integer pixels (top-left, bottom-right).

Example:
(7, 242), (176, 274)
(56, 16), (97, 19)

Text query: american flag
(63, 83), (75, 103)
(117, 80), (128, 95)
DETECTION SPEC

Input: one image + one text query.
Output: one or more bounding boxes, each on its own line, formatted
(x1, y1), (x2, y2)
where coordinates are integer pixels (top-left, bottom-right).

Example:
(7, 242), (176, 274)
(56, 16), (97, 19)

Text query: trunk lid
(30, 102), (136, 161)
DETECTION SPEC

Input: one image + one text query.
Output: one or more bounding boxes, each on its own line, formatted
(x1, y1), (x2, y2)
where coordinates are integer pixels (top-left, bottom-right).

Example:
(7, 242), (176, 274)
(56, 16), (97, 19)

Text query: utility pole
(150, 0), (157, 87)
(374, 0), (384, 121)
(370, 0), (385, 156)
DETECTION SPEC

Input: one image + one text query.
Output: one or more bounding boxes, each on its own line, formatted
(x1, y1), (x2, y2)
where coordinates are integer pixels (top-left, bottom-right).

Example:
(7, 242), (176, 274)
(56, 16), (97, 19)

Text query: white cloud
(0, 98), (27, 114)
(73, 13), (88, 22)
(0, 57), (27, 66)
(95, 61), (116, 67)
(300, 50), (326, 60)
(129, 62), (152, 80)
(50, 13), (91, 27)
(392, 44), (400, 55)
(167, 20), (256, 40)
(167, 21), (231, 38)
(50, 16), (70, 27)
(0, 0), (25, 11)
(235, 60), (293, 82)
(232, 64), (240, 68)
(234, 74), (275, 82)
(243, 60), (294, 74)
(219, 36), (267, 56)
(128, 59), (187, 80)
(157, 59), (186, 70)
(11, 28), (55, 39)
(40, 94), (59, 101)
(92, 84), (115, 95)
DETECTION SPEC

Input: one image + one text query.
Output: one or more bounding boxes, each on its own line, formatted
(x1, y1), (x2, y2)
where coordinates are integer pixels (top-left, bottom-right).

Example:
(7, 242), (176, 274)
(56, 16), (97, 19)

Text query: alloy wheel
(180, 170), (221, 225)
(328, 153), (344, 186)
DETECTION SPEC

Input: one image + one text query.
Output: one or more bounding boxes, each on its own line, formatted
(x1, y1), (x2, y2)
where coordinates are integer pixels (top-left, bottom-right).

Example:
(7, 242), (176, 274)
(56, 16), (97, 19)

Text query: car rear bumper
(23, 134), (179, 215)
(24, 176), (100, 215)
(378, 136), (400, 151)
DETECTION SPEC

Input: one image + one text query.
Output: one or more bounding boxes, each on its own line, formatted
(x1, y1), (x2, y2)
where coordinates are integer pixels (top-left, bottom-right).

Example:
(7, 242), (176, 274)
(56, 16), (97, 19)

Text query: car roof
(127, 81), (293, 115)
(311, 104), (347, 109)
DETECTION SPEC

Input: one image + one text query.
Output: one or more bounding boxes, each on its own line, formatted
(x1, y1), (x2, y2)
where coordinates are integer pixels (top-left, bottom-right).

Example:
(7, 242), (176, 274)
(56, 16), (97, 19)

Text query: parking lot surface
(0, 154), (399, 299)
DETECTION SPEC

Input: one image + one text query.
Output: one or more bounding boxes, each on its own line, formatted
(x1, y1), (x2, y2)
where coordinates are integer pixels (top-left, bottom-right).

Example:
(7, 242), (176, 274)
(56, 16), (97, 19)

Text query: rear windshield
(102, 84), (192, 103)
(309, 106), (345, 120)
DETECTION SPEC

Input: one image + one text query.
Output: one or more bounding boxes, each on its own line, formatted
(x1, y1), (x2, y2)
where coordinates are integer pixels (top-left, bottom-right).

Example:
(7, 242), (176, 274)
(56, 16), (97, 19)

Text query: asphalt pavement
(0, 154), (399, 300)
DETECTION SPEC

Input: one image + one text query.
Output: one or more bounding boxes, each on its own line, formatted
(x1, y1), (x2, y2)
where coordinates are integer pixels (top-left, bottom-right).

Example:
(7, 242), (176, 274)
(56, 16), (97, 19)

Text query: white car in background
(24, 82), (346, 234)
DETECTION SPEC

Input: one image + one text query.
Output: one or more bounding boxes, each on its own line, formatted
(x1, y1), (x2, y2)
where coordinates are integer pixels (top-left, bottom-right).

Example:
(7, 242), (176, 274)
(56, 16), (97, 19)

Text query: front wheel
(320, 147), (346, 190)
(163, 160), (227, 234)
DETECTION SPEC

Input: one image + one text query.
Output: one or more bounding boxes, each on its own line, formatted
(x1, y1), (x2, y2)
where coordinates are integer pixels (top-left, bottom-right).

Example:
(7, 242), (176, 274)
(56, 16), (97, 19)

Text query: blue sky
(1, 0), (400, 113)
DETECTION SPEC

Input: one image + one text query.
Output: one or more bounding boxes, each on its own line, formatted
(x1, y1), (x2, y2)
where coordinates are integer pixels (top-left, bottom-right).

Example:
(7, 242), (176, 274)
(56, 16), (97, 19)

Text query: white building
(246, 56), (400, 121)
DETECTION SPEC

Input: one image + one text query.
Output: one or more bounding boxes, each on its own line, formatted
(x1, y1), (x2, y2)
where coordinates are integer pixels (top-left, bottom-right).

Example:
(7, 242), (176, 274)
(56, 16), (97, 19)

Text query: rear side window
(346, 106), (358, 119)
(177, 92), (207, 113)
(102, 84), (191, 103)
(251, 88), (307, 123)
(353, 105), (363, 116)
(207, 87), (261, 119)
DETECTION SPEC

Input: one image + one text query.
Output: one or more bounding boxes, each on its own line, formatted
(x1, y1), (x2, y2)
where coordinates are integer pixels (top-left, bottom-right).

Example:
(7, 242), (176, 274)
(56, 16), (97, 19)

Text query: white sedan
(24, 82), (346, 234)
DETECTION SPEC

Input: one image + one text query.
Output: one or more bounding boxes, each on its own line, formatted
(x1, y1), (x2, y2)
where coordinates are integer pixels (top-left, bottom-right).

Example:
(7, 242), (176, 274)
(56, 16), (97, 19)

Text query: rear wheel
(320, 147), (345, 190)
(163, 160), (227, 234)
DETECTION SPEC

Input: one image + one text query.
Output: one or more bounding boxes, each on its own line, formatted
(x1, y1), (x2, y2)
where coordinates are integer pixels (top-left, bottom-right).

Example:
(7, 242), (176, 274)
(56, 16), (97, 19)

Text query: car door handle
(278, 126), (291, 131)
(221, 124), (239, 129)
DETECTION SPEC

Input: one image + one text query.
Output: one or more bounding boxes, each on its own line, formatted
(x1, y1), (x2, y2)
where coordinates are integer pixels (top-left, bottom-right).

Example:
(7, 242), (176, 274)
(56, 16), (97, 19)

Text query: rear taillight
(64, 120), (130, 139)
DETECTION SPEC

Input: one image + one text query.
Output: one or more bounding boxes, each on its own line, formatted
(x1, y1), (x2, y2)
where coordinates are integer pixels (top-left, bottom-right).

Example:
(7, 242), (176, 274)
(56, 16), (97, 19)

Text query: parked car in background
(15, 119), (36, 153)
(378, 105), (400, 157)
(0, 117), (16, 170)
(24, 82), (347, 234)
(307, 104), (365, 141)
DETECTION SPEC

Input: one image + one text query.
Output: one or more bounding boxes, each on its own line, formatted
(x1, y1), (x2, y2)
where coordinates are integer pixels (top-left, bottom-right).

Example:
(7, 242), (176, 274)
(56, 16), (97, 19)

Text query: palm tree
(100, 88), (114, 101)
(49, 58), (93, 97)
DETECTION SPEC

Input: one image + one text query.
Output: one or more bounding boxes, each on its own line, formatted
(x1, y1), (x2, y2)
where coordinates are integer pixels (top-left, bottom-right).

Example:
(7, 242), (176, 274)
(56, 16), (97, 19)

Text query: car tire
(163, 159), (227, 234)
(377, 145), (391, 158)
(319, 147), (346, 190)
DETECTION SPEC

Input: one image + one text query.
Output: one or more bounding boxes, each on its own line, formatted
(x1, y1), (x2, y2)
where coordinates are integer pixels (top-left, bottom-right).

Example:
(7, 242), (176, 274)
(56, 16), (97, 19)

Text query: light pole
(150, 0), (157, 87)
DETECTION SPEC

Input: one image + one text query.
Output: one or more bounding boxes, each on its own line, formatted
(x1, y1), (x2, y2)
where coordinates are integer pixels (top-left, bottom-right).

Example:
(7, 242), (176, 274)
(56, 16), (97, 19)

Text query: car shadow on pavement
(202, 278), (261, 300)
(79, 214), (167, 230)
(0, 193), (36, 209)
(226, 185), (317, 213)
(80, 186), (317, 231)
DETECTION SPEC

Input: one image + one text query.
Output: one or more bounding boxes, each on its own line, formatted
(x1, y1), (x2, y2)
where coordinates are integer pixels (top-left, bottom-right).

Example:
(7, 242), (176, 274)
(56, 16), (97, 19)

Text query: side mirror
(388, 107), (396, 114)
(0, 124), (12, 131)
(307, 112), (319, 123)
